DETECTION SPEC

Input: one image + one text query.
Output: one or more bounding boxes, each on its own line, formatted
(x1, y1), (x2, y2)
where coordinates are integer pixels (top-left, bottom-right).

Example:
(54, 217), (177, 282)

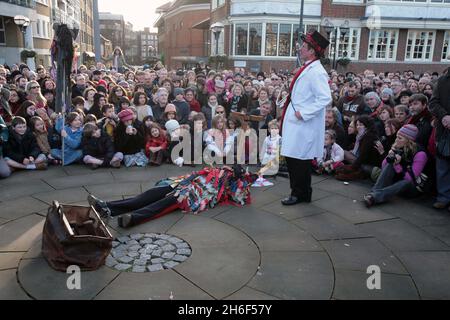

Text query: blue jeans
(0, 157), (11, 179)
(436, 156), (450, 204)
(370, 163), (418, 204)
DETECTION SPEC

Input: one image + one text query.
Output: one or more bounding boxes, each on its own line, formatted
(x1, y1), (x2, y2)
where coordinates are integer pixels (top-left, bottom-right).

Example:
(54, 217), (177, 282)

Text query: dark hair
(304, 42), (321, 59)
(11, 116), (26, 127)
(409, 93), (428, 105)
(82, 123), (98, 139)
(356, 115), (375, 132)
(84, 113), (97, 124)
(133, 92), (148, 106)
(385, 118), (402, 133)
(101, 103), (114, 114)
(119, 96), (131, 106)
(66, 112), (80, 125)
(72, 96), (85, 107)
(192, 113), (207, 131)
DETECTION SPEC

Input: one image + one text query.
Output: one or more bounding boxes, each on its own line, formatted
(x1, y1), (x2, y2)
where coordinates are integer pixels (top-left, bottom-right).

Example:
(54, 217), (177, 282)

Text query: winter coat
(55, 117), (83, 165)
(352, 131), (383, 169)
(114, 121), (145, 155)
(407, 109), (433, 150)
(172, 100), (190, 125)
(429, 72), (450, 142)
(281, 60), (332, 160)
(82, 134), (116, 165)
(0, 116), (9, 157)
(4, 128), (42, 163)
(336, 94), (367, 122)
(145, 134), (168, 158)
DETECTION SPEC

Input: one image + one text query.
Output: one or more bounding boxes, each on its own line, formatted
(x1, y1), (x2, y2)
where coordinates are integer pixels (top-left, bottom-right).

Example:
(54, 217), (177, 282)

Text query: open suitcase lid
(53, 200), (113, 240)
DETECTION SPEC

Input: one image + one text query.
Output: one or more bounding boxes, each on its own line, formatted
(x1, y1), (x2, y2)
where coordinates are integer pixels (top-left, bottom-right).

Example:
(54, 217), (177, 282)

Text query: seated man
(249, 100), (274, 133)
(88, 165), (257, 228)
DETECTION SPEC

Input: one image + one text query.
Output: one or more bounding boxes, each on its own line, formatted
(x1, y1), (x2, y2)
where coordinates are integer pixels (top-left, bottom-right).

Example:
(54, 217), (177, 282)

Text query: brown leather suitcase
(42, 201), (113, 272)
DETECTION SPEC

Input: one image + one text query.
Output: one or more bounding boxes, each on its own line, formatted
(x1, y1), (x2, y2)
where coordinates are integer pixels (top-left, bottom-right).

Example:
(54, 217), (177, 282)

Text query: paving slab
(33, 187), (89, 205)
(18, 258), (120, 300)
(0, 214), (45, 252)
(358, 219), (449, 252)
(320, 238), (408, 274)
(0, 168), (67, 186)
(0, 269), (31, 300)
(0, 196), (48, 221)
(225, 286), (280, 300)
(314, 194), (395, 224)
(422, 224), (450, 247)
(94, 269), (212, 300)
(21, 238), (43, 260)
(111, 169), (158, 183)
(315, 178), (371, 200)
(261, 201), (325, 221)
(380, 200), (450, 227)
(84, 182), (142, 198)
(397, 251), (450, 299)
(0, 180), (54, 201)
(0, 252), (25, 270)
(43, 172), (115, 190)
(292, 212), (370, 241)
(216, 207), (321, 252)
(248, 251), (334, 300)
(333, 270), (419, 300)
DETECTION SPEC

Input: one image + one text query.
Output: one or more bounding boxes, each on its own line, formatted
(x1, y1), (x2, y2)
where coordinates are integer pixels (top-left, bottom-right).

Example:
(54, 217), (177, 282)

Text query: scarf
(324, 144), (333, 162)
(352, 128), (366, 157)
(208, 102), (218, 119)
(280, 59), (318, 132)
(230, 96), (241, 112)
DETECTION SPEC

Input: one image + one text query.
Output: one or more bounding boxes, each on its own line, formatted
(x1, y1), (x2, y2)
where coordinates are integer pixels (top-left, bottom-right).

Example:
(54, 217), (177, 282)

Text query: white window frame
(367, 29), (399, 61)
(405, 30), (435, 62)
(328, 27), (361, 60)
(442, 31), (450, 61)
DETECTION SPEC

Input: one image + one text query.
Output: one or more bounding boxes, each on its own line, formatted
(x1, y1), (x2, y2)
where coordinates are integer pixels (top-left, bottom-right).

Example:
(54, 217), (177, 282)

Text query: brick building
(154, 0), (210, 69)
(207, 0), (450, 74)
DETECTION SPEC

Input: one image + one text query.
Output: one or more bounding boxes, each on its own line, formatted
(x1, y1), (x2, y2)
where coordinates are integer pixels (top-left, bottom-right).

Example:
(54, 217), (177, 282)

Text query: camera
(386, 149), (404, 164)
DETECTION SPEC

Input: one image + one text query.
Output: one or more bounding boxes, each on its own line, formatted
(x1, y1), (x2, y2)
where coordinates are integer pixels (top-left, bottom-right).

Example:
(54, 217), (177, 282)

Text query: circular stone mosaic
(105, 233), (192, 273)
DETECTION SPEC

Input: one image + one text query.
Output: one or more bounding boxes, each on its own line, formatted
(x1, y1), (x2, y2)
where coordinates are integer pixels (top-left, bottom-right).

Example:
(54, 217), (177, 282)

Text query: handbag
(42, 201), (113, 272)
(437, 129), (450, 159)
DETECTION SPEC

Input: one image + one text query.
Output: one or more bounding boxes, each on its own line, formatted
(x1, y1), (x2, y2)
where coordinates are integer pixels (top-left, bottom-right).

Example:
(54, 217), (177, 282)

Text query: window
(249, 23), (262, 56)
(442, 31), (450, 61)
(265, 23), (278, 56)
(329, 28), (360, 60)
(0, 17), (5, 45)
(291, 24), (319, 56)
(405, 30), (435, 61)
(279, 24), (292, 56)
(367, 29), (398, 60)
(212, 0), (225, 10)
(235, 24), (248, 55)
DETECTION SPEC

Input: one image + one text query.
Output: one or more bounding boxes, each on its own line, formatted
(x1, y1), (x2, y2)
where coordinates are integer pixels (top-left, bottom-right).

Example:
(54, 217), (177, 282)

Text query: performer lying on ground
(88, 165), (257, 228)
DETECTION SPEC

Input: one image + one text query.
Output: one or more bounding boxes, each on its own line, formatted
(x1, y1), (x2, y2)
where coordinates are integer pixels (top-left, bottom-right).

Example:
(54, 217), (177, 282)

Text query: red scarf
(280, 59), (318, 133)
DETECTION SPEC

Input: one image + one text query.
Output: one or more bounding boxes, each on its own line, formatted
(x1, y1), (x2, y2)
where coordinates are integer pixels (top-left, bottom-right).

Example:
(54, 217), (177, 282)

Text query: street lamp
(322, 19), (350, 70)
(14, 15), (30, 48)
(210, 22), (224, 70)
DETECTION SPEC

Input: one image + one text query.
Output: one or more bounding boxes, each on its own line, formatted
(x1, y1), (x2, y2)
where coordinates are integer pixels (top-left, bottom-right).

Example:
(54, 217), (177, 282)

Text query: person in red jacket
(185, 88), (201, 113)
(145, 123), (168, 166)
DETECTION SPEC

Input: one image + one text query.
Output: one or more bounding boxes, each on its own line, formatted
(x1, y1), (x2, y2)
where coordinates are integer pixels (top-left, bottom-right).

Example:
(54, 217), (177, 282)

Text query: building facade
(99, 12), (126, 50)
(0, 0), (53, 68)
(139, 27), (159, 64)
(155, 0), (211, 69)
(79, 0), (95, 65)
(208, 0), (450, 74)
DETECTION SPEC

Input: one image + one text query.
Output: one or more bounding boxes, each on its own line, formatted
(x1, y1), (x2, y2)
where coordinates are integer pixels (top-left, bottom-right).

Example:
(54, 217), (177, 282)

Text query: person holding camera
(363, 124), (428, 208)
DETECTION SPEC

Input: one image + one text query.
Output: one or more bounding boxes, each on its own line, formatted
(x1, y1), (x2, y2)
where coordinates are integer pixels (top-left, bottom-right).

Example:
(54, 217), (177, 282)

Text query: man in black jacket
(429, 68), (450, 211)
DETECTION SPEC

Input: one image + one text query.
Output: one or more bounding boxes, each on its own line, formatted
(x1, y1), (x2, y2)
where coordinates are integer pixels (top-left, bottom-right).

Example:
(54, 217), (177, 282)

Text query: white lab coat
(281, 60), (332, 160)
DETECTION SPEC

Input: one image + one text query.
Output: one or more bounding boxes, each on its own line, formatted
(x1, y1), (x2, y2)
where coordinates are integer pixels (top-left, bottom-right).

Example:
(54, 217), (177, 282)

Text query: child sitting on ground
(29, 116), (60, 165)
(82, 123), (123, 169)
(313, 130), (345, 174)
(98, 104), (118, 141)
(3, 116), (47, 171)
(114, 108), (147, 167)
(145, 123), (168, 166)
(53, 112), (84, 166)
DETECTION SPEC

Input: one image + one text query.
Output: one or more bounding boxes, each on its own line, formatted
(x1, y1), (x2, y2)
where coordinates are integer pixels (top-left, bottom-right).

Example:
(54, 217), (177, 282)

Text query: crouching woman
(363, 124), (428, 207)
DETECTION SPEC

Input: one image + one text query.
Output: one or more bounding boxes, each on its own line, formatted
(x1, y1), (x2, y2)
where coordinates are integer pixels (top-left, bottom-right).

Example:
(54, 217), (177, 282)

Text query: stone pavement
(1, 165), (450, 300)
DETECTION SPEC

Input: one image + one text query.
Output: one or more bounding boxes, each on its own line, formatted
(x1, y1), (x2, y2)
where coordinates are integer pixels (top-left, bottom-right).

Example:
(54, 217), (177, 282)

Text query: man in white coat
(280, 31), (332, 206)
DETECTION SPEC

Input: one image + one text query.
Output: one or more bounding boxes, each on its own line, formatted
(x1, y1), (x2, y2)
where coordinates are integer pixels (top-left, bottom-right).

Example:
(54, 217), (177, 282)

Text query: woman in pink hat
(364, 124), (428, 207)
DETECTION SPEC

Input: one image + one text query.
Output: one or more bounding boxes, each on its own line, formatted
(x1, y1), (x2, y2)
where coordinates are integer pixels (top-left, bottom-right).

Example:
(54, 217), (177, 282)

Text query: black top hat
(301, 31), (330, 57)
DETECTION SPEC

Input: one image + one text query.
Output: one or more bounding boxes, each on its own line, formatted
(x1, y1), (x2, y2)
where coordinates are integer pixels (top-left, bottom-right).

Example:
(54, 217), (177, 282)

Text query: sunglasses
(31, 86), (40, 89)
(217, 111), (225, 114)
